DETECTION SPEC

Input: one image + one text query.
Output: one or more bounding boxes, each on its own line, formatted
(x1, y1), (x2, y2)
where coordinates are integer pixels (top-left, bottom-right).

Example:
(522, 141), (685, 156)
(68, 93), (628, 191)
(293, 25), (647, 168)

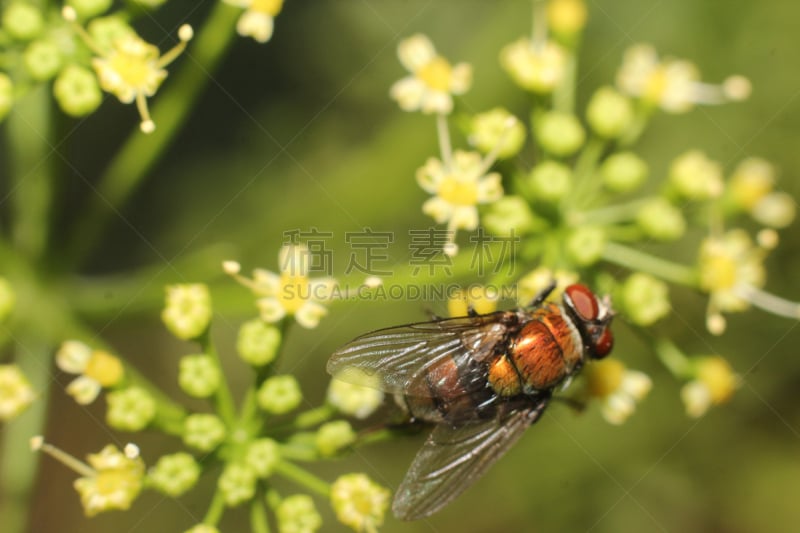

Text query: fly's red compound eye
(593, 328), (614, 359)
(565, 284), (599, 321)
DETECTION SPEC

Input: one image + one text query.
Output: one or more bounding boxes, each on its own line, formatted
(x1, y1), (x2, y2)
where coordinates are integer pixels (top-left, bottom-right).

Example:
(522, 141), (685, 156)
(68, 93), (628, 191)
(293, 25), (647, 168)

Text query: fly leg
(526, 280), (557, 308)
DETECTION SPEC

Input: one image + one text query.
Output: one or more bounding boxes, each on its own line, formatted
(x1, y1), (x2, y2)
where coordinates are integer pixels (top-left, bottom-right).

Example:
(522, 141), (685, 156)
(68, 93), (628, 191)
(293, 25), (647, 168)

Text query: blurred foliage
(3, 0), (799, 531)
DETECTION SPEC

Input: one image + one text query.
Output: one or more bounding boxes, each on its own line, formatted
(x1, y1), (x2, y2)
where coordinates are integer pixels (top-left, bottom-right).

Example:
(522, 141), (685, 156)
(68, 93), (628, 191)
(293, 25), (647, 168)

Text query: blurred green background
(24, 0), (800, 531)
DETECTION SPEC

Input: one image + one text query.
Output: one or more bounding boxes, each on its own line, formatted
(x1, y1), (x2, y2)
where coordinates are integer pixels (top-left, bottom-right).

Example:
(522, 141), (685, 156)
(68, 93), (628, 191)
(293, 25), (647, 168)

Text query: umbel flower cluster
(388, 0), (798, 422)
(0, 0), (285, 133)
(32, 253), (390, 532)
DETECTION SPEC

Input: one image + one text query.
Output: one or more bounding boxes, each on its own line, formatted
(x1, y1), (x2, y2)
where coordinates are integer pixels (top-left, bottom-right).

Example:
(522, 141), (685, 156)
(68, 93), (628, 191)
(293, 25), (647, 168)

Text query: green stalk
(201, 330), (237, 427)
(8, 84), (53, 261)
(602, 241), (698, 286)
(274, 460), (331, 497)
(66, 2), (241, 267)
(251, 495), (271, 533)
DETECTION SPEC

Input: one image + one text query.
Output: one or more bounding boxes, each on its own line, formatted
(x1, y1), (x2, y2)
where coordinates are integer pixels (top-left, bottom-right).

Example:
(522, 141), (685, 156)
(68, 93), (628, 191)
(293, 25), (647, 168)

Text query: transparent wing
(392, 399), (549, 520)
(327, 313), (511, 397)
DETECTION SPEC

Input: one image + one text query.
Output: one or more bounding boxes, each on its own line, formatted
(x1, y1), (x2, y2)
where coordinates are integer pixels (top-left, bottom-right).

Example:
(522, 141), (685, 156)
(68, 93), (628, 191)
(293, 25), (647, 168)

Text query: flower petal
(449, 62), (473, 94)
(66, 376), (102, 405)
(390, 77), (425, 112)
(237, 11), (275, 43)
(295, 301), (328, 329)
(257, 297), (287, 323)
(476, 172), (504, 203)
(448, 206), (479, 231)
(422, 196), (454, 224)
(56, 340), (92, 374)
(420, 90), (453, 115)
(397, 34), (437, 72)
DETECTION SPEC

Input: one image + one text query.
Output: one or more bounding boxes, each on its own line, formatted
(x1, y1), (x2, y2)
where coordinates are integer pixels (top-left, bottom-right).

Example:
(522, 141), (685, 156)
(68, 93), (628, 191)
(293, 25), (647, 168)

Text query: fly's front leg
(527, 280), (557, 308)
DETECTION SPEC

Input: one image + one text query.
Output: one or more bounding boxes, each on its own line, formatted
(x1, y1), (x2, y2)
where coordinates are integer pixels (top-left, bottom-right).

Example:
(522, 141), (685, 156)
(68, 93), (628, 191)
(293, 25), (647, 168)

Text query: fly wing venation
(327, 313), (511, 396)
(392, 398), (549, 520)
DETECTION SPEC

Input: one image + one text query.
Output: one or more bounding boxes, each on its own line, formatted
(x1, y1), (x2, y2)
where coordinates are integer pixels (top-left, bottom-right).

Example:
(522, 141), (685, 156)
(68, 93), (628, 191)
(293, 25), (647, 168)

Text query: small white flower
(228, 244), (337, 329)
(224, 0), (284, 43)
(416, 150), (503, 253)
(617, 43), (749, 113)
(586, 358), (652, 425)
(390, 34), (472, 115)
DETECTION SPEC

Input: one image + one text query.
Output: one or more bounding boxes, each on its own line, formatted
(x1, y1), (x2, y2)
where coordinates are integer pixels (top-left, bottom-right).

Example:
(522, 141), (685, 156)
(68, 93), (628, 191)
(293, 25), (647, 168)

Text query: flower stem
(655, 338), (692, 378)
(8, 84), (53, 261)
(201, 331), (237, 427)
(275, 460), (331, 497)
(436, 112), (452, 167)
(251, 495), (271, 533)
(602, 241), (698, 286)
(204, 486), (227, 525)
(65, 2), (241, 268)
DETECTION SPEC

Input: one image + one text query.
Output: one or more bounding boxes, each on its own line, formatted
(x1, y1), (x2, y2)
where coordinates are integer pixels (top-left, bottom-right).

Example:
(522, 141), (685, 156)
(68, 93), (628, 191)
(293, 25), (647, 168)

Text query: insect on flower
(328, 282), (614, 519)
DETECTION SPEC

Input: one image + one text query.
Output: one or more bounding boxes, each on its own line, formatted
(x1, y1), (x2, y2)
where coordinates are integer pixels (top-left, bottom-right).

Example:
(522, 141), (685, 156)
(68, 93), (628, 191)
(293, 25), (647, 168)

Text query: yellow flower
(225, 245), (337, 328)
(389, 34), (472, 115)
(31, 437), (144, 517)
(586, 358), (652, 425)
(681, 356), (739, 418)
(56, 340), (124, 405)
(500, 38), (566, 93)
(447, 285), (498, 317)
(698, 229), (766, 334)
(616, 43), (750, 113)
(330, 473), (391, 533)
(416, 150), (503, 255)
(223, 0), (283, 43)
(515, 267), (578, 307)
(0, 364), (35, 420)
(62, 7), (192, 132)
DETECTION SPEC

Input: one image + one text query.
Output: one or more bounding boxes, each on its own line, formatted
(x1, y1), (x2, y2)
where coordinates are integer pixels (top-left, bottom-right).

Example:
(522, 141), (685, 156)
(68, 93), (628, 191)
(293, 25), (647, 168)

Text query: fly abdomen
(402, 353), (494, 423)
(509, 317), (569, 392)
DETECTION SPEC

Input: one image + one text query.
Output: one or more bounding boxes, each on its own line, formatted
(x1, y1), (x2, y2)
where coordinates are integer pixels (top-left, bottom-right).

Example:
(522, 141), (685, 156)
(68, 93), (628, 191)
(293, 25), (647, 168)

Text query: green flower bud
(586, 86), (634, 138)
(218, 462), (256, 507)
(601, 151), (648, 193)
(2, 3), (43, 41)
(0, 73), (14, 122)
(327, 368), (384, 420)
(106, 387), (157, 432)
(668, 150), (723, 200)
(315, 420), (356, 457)
(468, 107), (526, 159)
(236, 319), (281, 366)
(637, 197), (686, 241)
(566, 226), (606, 266)
(0, 364), (35, 420)
(481, 195), (537, 236)
(87, 15), (135, 53)
(53, 65), (102, 117)
(162, 284), (212, 341)
(535, 111), (585, 157)
(0, 277), (16, 323)
(66, 0), (113, 20)
(147, 452), (201, 497)
(244, 438), (280, 478)
(178, 354), (220, 398)
(276, 494), (322, 533)
(621, 273), (670, 326)
(257, 375), (302, 415)
(183, 413), (226, 452)
(528, 161), (572, 202)
(23, 40), (62, 81)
